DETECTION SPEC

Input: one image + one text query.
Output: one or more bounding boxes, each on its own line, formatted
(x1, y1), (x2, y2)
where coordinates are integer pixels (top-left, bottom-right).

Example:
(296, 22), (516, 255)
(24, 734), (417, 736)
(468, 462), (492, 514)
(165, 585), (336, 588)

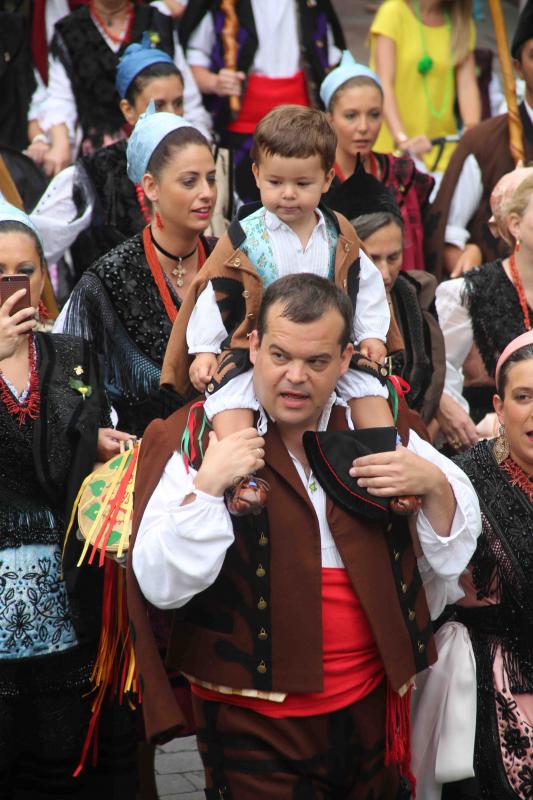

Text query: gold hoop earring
(493, 424), (510, 464)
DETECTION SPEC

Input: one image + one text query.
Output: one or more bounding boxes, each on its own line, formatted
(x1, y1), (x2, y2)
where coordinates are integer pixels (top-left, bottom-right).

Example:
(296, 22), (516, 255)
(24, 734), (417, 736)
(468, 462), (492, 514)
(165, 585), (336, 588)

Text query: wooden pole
(220, 0), (241, 115)
(488, 0), (525, 165)
(0, 155), (59, 319)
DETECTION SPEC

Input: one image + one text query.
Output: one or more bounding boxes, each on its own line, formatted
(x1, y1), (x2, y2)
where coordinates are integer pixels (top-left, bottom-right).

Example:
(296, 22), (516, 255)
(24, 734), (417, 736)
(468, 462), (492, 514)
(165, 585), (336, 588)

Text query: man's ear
(119, 98), (137, 126)
(513, 56), (525, 81)
(249, 330), (260, 365)
(339, 342), (354, 376)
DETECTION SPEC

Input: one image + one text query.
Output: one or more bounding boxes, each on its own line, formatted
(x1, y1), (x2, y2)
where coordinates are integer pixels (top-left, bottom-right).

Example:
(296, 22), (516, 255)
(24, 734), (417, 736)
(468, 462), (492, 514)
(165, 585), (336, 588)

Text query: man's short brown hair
(250, 105), (337, 172)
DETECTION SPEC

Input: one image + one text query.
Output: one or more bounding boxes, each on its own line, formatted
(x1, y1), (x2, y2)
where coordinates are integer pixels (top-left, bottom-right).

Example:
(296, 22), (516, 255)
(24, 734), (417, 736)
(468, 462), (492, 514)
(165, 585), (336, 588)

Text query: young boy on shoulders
(162, 105), (401, 512)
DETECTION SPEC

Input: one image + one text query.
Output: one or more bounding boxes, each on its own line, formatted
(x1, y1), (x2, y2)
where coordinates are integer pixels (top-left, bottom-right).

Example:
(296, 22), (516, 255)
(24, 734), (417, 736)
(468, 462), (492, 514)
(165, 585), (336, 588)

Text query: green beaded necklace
(412, 0), (453, 119)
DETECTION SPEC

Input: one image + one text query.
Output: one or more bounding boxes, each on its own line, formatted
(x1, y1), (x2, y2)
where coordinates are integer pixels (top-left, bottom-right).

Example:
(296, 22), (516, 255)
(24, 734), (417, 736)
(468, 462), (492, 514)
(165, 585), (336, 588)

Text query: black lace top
(63, 233), (215, 436)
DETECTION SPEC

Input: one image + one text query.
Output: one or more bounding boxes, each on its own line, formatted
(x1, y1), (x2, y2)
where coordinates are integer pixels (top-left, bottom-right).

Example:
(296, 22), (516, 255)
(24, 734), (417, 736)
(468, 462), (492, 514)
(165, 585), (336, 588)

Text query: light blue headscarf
(320, 51), (383, 110)
(116, 32), (175, 99)
(0, 200), (43, 248)
(126, 101), (200, 184)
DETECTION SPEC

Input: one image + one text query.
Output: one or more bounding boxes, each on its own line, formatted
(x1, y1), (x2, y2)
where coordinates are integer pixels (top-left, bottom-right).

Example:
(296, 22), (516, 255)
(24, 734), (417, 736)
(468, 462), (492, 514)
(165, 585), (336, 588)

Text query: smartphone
(0, 275), (31, 316)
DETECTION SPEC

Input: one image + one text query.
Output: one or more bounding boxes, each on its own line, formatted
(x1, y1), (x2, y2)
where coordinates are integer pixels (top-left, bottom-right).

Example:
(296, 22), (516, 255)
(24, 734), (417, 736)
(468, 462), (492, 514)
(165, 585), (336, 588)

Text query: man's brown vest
(127, 402), (436, 743)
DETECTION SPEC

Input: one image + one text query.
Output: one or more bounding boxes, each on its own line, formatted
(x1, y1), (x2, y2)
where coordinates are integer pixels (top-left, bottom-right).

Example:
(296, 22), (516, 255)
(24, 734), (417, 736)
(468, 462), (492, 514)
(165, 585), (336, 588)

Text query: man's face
(514, 39), (533, 93)
(249, 302), (353, 431)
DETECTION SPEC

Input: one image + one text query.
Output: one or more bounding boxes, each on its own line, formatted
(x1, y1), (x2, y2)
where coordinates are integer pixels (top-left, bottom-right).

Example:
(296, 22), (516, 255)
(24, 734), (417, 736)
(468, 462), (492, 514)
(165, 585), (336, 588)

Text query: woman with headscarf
(327, 158), (445, 427)
(411, 330), (533, 799)
(321, 51), (434, 271)
(58, 106), (218, 437)
(435, 168), (533, 451)
(0, 202), (136, 798)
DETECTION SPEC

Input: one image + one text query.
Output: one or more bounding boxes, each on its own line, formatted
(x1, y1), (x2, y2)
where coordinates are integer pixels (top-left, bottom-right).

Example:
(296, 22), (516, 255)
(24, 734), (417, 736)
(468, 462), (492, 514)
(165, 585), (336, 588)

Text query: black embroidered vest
(72, 141), (144, 275)
(463, 260), (533, 378)
(51, 6), (174, 144)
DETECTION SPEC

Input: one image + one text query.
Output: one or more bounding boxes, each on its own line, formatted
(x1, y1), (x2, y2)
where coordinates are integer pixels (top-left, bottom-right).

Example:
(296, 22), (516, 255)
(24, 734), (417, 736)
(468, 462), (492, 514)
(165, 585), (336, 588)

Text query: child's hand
(190, 352), (219, 391)
(358, 338), (387, 364)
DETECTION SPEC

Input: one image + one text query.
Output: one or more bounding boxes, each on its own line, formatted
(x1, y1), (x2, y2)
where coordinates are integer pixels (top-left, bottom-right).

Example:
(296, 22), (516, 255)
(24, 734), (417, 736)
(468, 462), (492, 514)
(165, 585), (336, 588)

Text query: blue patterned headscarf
(0, 201), (43, 248)
(116, 32), (175, 99)
(126, 101), (199, 184)
(320, 51), (383, 110)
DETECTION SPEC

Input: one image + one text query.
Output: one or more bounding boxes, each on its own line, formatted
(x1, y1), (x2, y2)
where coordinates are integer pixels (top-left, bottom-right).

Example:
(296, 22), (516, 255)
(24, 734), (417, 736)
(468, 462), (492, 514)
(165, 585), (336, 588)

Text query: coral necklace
(509, 252), (532, 331)
(90, 1), (134, 45)
(143, 226), (206, 323)
(0, 334), (40, 425)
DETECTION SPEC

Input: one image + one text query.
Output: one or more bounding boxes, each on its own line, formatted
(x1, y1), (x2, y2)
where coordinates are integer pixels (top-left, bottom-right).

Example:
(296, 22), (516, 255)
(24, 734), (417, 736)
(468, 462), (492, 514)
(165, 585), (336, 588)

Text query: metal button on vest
(417, 641), (425, 654)
(380, 367), (388, 377)
(207, 383), (214, 393)
(408, 609), (416, 621)
(258, 533), (268, 547)
(257, 660), (267, 674)
(247, 313), (254, 319)
(256, 564), (266, 578)
(242, 290), (249, 298)
(401, 582), (407, 594)
(233, 257), (241, 267)
(344, 243), (350, 252)
(258, 596), (267, 610)
(258, 628), (268, 640)
(394, 550), (400, 561)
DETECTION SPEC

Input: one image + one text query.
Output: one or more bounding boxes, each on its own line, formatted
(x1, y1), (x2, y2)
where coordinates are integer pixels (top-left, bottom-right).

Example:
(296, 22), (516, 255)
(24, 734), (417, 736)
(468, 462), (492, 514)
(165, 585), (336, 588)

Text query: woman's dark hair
(257, 273), (353, 350)
(146, 126), (212, 179)
(0, 220), (46, 270)
(352, 211), (404, 242)
(124, 62), (183, 105)
(497, 343), (533, 397)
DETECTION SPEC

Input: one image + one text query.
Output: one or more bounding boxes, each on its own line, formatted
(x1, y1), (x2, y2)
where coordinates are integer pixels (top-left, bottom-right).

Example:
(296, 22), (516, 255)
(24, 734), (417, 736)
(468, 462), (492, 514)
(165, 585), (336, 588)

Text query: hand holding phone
(0, 276), (37, 361)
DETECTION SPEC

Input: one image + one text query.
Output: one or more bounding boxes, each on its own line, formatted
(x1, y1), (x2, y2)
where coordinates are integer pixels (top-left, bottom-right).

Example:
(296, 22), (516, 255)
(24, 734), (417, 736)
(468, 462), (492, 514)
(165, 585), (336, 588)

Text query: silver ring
(255, 448), (263, 458)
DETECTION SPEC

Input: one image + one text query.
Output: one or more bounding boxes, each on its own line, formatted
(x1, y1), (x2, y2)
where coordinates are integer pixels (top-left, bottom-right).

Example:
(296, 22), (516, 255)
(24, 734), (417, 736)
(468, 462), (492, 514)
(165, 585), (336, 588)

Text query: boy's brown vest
(127, 402), (436, 743)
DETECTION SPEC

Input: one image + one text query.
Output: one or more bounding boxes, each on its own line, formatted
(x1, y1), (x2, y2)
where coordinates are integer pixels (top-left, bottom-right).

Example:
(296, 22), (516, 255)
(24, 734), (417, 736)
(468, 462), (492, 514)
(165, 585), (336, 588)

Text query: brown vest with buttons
(160, 205), (404, 397)
(126, 401), (436, 744)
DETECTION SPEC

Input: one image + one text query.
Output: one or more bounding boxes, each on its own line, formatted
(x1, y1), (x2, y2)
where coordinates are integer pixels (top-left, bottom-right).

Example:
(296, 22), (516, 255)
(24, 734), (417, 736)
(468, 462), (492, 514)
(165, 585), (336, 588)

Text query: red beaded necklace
(0, 334), (40, 425)
(90, 1), (134, 45)
(509, 251), (532, 331)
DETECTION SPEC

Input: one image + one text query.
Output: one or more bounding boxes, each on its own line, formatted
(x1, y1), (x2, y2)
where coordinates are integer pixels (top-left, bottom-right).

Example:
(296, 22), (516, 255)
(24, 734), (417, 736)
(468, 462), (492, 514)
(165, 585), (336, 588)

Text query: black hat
(325, 156), (402, 222)
(512, 0), (533, 59)
(302, 427), (397, 522)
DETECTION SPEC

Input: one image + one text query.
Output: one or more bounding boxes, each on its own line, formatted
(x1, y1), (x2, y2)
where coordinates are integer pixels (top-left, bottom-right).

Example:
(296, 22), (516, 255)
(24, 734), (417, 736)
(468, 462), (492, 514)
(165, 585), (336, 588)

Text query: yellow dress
(370, 0), (475, 172)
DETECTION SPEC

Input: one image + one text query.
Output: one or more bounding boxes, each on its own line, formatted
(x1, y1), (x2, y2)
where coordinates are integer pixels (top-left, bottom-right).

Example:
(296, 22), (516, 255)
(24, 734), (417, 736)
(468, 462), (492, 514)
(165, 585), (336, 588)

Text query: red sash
(227, 70), (310, 135)
(192, 567), (384, 717)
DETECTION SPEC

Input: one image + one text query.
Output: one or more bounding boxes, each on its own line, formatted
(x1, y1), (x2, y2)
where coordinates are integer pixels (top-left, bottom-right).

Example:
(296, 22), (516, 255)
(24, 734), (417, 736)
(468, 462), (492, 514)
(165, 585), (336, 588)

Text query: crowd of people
(1, 1), (533, 799)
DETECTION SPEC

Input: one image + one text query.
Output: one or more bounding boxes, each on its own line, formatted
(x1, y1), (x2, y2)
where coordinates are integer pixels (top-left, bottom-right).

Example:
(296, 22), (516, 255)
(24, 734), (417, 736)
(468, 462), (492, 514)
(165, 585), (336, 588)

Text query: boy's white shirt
(186, 208), (390, 354)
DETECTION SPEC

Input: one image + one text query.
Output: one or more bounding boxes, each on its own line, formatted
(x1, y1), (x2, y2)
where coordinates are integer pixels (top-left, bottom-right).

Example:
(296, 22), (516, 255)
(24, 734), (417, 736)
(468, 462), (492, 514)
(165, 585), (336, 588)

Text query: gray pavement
(153, 2), (519, 797)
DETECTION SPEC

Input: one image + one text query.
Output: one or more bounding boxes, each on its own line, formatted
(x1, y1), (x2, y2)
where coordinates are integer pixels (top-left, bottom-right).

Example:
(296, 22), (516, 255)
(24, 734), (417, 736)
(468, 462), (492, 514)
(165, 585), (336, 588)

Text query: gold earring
(493, 424), (510, 464)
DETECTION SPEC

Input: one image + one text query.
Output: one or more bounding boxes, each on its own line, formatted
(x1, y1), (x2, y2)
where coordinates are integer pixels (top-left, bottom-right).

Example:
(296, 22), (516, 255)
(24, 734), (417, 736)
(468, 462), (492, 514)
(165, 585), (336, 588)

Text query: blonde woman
(370, 0), (481, 173)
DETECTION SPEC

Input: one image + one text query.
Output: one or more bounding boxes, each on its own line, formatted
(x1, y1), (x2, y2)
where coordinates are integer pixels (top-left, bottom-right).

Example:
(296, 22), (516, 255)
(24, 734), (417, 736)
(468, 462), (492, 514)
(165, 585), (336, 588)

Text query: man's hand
(190, 352), (219, 391)
(192, 429), (265, 497)
(350, 446), (444, 498)
(358, 337), (387, 364)
(350, 445), (456, 537)
(215, 68), (246, 97)
(96, 428), (136, 462)
(436, 393), (479, 450)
